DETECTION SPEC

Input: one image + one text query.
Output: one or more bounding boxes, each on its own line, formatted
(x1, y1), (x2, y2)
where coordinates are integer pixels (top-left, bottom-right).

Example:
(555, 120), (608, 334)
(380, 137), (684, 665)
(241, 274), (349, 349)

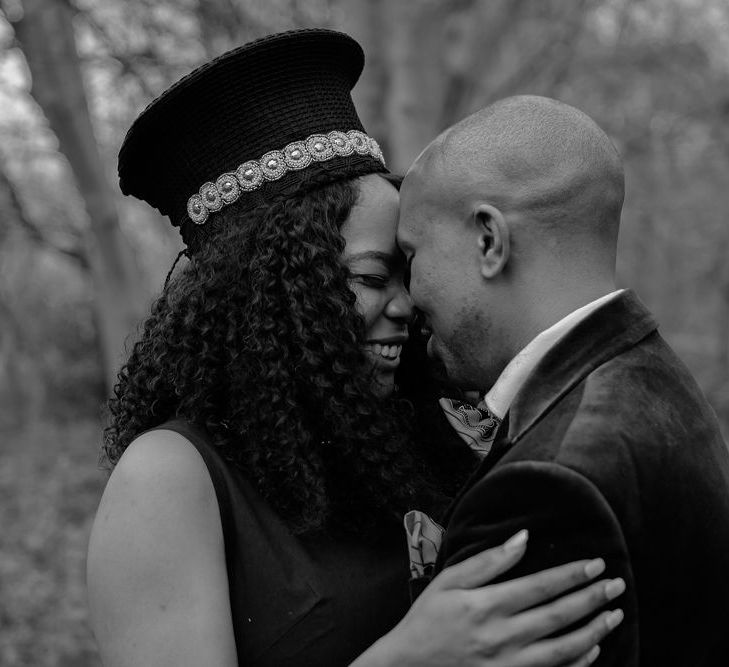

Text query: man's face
(397, 152), (492, 391)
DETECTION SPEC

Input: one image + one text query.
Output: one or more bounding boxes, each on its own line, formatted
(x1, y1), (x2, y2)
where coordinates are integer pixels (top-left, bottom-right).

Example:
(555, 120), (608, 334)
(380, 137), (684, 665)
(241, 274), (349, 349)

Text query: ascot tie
(438, 397), (502, 457)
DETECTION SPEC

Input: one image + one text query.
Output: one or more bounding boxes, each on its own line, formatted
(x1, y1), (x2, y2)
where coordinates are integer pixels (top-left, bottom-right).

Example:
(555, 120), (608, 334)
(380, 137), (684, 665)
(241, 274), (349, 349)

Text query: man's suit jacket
(436, 290), (729, 666)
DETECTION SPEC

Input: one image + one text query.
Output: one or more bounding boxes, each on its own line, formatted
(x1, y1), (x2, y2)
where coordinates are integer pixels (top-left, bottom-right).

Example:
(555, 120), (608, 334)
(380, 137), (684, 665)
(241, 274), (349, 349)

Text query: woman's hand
(351, 530), (624, 667)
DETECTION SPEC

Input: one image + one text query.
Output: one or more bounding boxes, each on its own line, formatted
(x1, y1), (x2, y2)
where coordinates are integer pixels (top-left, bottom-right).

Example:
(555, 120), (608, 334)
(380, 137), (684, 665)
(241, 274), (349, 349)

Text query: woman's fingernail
(587, 645), (601, 663)
(584, 558), (605, 578)
(605, 578), (626, 600)
(503, 529), (528, 551)
(605, 609), (624, 630)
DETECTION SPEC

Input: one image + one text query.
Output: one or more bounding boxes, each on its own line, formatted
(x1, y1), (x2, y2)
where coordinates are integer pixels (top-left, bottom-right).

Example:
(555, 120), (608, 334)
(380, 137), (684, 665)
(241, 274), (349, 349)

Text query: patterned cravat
(438, 397), (502, 457)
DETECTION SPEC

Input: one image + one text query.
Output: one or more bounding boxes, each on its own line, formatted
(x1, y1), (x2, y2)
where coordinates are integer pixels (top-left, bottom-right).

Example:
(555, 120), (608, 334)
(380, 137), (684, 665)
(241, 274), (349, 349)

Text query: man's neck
(509, 281), (617, 359)
(484, 288), (622, 418)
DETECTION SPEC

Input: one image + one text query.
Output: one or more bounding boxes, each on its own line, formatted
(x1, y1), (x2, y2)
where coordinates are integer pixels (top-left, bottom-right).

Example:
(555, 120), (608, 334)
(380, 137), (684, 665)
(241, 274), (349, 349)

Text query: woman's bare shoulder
(90, 429), (221, 555)
(99, 429), (215, 505)
(87, 429), (236, 666)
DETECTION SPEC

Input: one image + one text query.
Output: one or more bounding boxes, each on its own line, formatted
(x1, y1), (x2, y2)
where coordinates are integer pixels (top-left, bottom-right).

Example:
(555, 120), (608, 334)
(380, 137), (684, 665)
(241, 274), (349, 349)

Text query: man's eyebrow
(344, 250), (399, 268)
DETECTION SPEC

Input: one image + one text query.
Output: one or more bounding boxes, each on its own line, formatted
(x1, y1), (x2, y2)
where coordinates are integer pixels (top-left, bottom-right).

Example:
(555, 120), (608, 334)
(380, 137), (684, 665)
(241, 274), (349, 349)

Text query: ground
(0, 420), (105, 666)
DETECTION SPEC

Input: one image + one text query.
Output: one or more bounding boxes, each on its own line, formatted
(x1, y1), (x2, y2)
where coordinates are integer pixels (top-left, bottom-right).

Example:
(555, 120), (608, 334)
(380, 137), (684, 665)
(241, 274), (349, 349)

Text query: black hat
(118, 29), (386, 253)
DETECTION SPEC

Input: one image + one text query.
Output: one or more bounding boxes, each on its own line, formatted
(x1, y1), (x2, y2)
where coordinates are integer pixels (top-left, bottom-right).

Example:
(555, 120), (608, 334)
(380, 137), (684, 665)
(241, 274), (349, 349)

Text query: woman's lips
(363, 342), (402, 359)
(363, 342), (403, 369)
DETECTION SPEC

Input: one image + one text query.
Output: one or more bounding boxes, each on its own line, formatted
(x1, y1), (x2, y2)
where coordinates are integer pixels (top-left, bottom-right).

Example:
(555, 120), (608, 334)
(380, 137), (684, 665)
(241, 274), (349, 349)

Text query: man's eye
(352, 274), (388, 289)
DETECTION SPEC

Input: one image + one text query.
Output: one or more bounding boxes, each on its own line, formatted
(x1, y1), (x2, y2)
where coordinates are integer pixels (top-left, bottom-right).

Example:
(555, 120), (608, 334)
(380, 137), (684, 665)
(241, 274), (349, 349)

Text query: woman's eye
(352, 274), (389, 289)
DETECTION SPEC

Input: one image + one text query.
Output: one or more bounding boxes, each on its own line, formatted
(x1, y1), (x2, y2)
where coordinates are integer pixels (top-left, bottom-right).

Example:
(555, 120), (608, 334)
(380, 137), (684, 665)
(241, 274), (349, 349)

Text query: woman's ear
(474, 204), (509, 279)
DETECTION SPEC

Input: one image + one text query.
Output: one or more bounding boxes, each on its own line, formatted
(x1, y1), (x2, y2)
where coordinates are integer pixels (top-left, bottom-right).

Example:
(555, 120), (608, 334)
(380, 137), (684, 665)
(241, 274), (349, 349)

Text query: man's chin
(424, 339), (452, 384)
(426, 337), (475, 391)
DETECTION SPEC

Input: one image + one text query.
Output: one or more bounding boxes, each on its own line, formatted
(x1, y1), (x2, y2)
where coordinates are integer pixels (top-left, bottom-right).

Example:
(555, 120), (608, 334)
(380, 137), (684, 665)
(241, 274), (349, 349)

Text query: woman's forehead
(341, 176), (400, 255)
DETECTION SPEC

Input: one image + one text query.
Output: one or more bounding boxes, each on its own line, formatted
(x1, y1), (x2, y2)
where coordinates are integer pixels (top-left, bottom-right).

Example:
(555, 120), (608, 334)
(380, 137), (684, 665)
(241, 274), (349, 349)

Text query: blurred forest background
(1, 0), (728, 664)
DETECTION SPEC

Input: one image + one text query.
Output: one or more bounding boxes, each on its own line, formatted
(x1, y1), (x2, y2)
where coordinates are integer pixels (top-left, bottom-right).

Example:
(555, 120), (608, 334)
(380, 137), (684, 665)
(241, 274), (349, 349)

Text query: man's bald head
(423, 95), (624, 245)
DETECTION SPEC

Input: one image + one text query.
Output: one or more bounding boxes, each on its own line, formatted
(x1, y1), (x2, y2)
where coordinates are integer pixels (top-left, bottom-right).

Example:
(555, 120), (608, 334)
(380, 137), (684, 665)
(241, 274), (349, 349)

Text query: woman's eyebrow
(345, 250), (399, 268)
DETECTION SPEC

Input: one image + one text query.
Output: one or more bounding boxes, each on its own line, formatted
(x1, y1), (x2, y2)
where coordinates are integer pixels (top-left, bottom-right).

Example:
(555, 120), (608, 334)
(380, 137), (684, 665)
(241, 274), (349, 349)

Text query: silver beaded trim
(186, 129), (385, 225)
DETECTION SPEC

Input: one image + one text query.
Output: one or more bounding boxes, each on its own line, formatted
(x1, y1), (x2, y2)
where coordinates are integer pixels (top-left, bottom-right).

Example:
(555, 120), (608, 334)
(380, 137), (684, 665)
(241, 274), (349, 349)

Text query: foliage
(0, 420), (105, 666)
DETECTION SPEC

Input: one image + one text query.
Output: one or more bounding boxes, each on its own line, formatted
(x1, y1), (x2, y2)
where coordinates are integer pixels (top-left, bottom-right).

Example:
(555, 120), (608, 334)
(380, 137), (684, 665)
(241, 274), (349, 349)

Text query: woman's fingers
(433, 530), (529, 590)
(514, 608), (624, 667)
(477, 557), (608, 614)
(507, 576), (626, 644)
(562, 645), (601, 667)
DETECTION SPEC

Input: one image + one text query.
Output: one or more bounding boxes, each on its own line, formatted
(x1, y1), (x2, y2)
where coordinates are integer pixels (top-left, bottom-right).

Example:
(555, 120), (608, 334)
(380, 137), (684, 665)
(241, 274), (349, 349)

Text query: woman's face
(340, 175), (413, 397)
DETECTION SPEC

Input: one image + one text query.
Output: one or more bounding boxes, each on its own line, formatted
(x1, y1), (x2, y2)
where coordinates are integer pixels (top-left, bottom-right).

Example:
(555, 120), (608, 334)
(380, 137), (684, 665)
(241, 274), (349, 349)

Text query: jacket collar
(438, 290), (657, 531)
(506, 289), (657, 444)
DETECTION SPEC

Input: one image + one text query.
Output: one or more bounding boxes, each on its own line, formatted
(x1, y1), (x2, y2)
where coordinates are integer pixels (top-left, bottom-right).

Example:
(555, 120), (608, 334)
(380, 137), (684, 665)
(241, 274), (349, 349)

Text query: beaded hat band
(187, 129), (384, 226)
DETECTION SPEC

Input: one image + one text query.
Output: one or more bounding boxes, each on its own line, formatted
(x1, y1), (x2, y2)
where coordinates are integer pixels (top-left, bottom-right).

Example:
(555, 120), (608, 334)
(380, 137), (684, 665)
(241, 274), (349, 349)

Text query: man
(398, 95), (729, 666)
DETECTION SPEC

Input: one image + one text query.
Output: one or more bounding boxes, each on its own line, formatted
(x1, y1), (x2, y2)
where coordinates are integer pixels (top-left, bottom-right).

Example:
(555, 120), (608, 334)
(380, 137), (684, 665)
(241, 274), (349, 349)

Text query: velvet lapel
(440, 413), (511, 526)
(505, 290), (657, 445)
(441, 290), (657, 526)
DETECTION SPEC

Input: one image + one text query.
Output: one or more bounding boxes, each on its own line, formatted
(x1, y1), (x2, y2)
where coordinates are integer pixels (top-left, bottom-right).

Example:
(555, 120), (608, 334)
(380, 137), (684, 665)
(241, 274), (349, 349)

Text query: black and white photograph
(1, 1), (728, 665)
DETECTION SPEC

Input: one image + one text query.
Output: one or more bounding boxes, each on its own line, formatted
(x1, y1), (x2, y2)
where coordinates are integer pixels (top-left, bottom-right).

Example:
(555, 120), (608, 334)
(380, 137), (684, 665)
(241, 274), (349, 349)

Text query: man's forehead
(398, 174), (435, 233)
(404, 150), (481, 223)
(401, 144), (448, 213)
(407, 137), (448, 181)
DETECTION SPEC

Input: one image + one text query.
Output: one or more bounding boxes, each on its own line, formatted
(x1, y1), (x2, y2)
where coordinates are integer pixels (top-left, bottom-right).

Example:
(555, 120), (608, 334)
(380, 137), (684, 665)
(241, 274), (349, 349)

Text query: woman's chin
(363, 347), (401, 398)
(370, 371), (396, 398)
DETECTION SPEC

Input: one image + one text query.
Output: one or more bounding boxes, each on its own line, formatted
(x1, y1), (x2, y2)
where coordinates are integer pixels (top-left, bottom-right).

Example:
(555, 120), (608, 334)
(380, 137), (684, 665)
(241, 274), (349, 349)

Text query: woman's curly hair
(104, 174), (457, 535)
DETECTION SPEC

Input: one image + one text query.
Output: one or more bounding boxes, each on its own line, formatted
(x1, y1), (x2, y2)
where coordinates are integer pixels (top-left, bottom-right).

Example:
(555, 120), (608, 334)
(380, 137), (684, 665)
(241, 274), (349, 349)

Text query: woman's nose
(385, 286), (414, 322)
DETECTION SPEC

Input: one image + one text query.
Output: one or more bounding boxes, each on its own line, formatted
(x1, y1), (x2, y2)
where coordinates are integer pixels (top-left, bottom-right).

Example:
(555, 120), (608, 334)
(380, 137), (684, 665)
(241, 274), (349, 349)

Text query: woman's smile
(364, 335), (407, 368)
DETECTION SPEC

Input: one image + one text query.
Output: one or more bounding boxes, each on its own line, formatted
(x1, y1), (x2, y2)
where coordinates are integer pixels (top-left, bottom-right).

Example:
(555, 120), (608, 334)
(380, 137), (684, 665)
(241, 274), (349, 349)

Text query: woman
(87, 29), (623, 666)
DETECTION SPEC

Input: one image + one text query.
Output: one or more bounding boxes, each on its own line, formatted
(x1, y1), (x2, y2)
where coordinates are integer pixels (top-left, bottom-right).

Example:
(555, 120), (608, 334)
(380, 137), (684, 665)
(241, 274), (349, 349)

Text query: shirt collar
(484, 290), (624, 419)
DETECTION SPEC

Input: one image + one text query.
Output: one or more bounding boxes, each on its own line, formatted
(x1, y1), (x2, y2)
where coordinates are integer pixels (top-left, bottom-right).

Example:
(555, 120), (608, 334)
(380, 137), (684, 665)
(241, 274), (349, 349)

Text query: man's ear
(474, 204), (509, 279)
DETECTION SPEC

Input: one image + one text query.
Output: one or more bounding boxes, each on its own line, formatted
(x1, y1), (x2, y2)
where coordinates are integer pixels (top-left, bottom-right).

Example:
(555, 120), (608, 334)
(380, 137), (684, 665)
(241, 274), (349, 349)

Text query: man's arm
(441, 460), (638, 666)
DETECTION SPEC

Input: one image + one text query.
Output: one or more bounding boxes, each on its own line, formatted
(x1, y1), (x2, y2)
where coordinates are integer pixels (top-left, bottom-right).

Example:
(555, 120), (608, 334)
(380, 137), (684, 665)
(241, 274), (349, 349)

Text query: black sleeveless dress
(149, 420), (411, 666)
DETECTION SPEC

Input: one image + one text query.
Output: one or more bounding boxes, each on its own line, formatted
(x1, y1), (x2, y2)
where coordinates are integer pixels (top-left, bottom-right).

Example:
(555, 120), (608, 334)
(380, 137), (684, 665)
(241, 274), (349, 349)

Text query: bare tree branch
(195, 0), (267, 58)
(438, 0), (533, 126)
(0, 157), (89, 269)
(75, 10), (160, 100)
(12, 0), (148, 388)
(485, 0), (594, 102)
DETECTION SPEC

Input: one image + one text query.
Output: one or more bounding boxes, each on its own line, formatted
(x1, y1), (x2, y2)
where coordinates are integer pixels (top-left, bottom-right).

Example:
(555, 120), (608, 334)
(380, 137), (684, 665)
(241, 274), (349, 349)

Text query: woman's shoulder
(87, 428), (236, 665)
(107, 427), (213, 494)
(90, 427), (222, 554)
(89, 427), (223, 571)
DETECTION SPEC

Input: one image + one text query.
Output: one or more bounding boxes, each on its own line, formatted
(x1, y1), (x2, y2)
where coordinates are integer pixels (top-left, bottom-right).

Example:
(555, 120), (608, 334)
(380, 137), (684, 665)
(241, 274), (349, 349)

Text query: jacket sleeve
(441, 460), (638, 666)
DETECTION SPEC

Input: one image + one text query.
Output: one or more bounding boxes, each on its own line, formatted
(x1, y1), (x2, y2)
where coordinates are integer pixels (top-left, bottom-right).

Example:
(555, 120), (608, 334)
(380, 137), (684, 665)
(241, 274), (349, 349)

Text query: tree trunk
(381, 1), (445, 173)
(339, 0), (390, 156)
(13, 0), (147, 390)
